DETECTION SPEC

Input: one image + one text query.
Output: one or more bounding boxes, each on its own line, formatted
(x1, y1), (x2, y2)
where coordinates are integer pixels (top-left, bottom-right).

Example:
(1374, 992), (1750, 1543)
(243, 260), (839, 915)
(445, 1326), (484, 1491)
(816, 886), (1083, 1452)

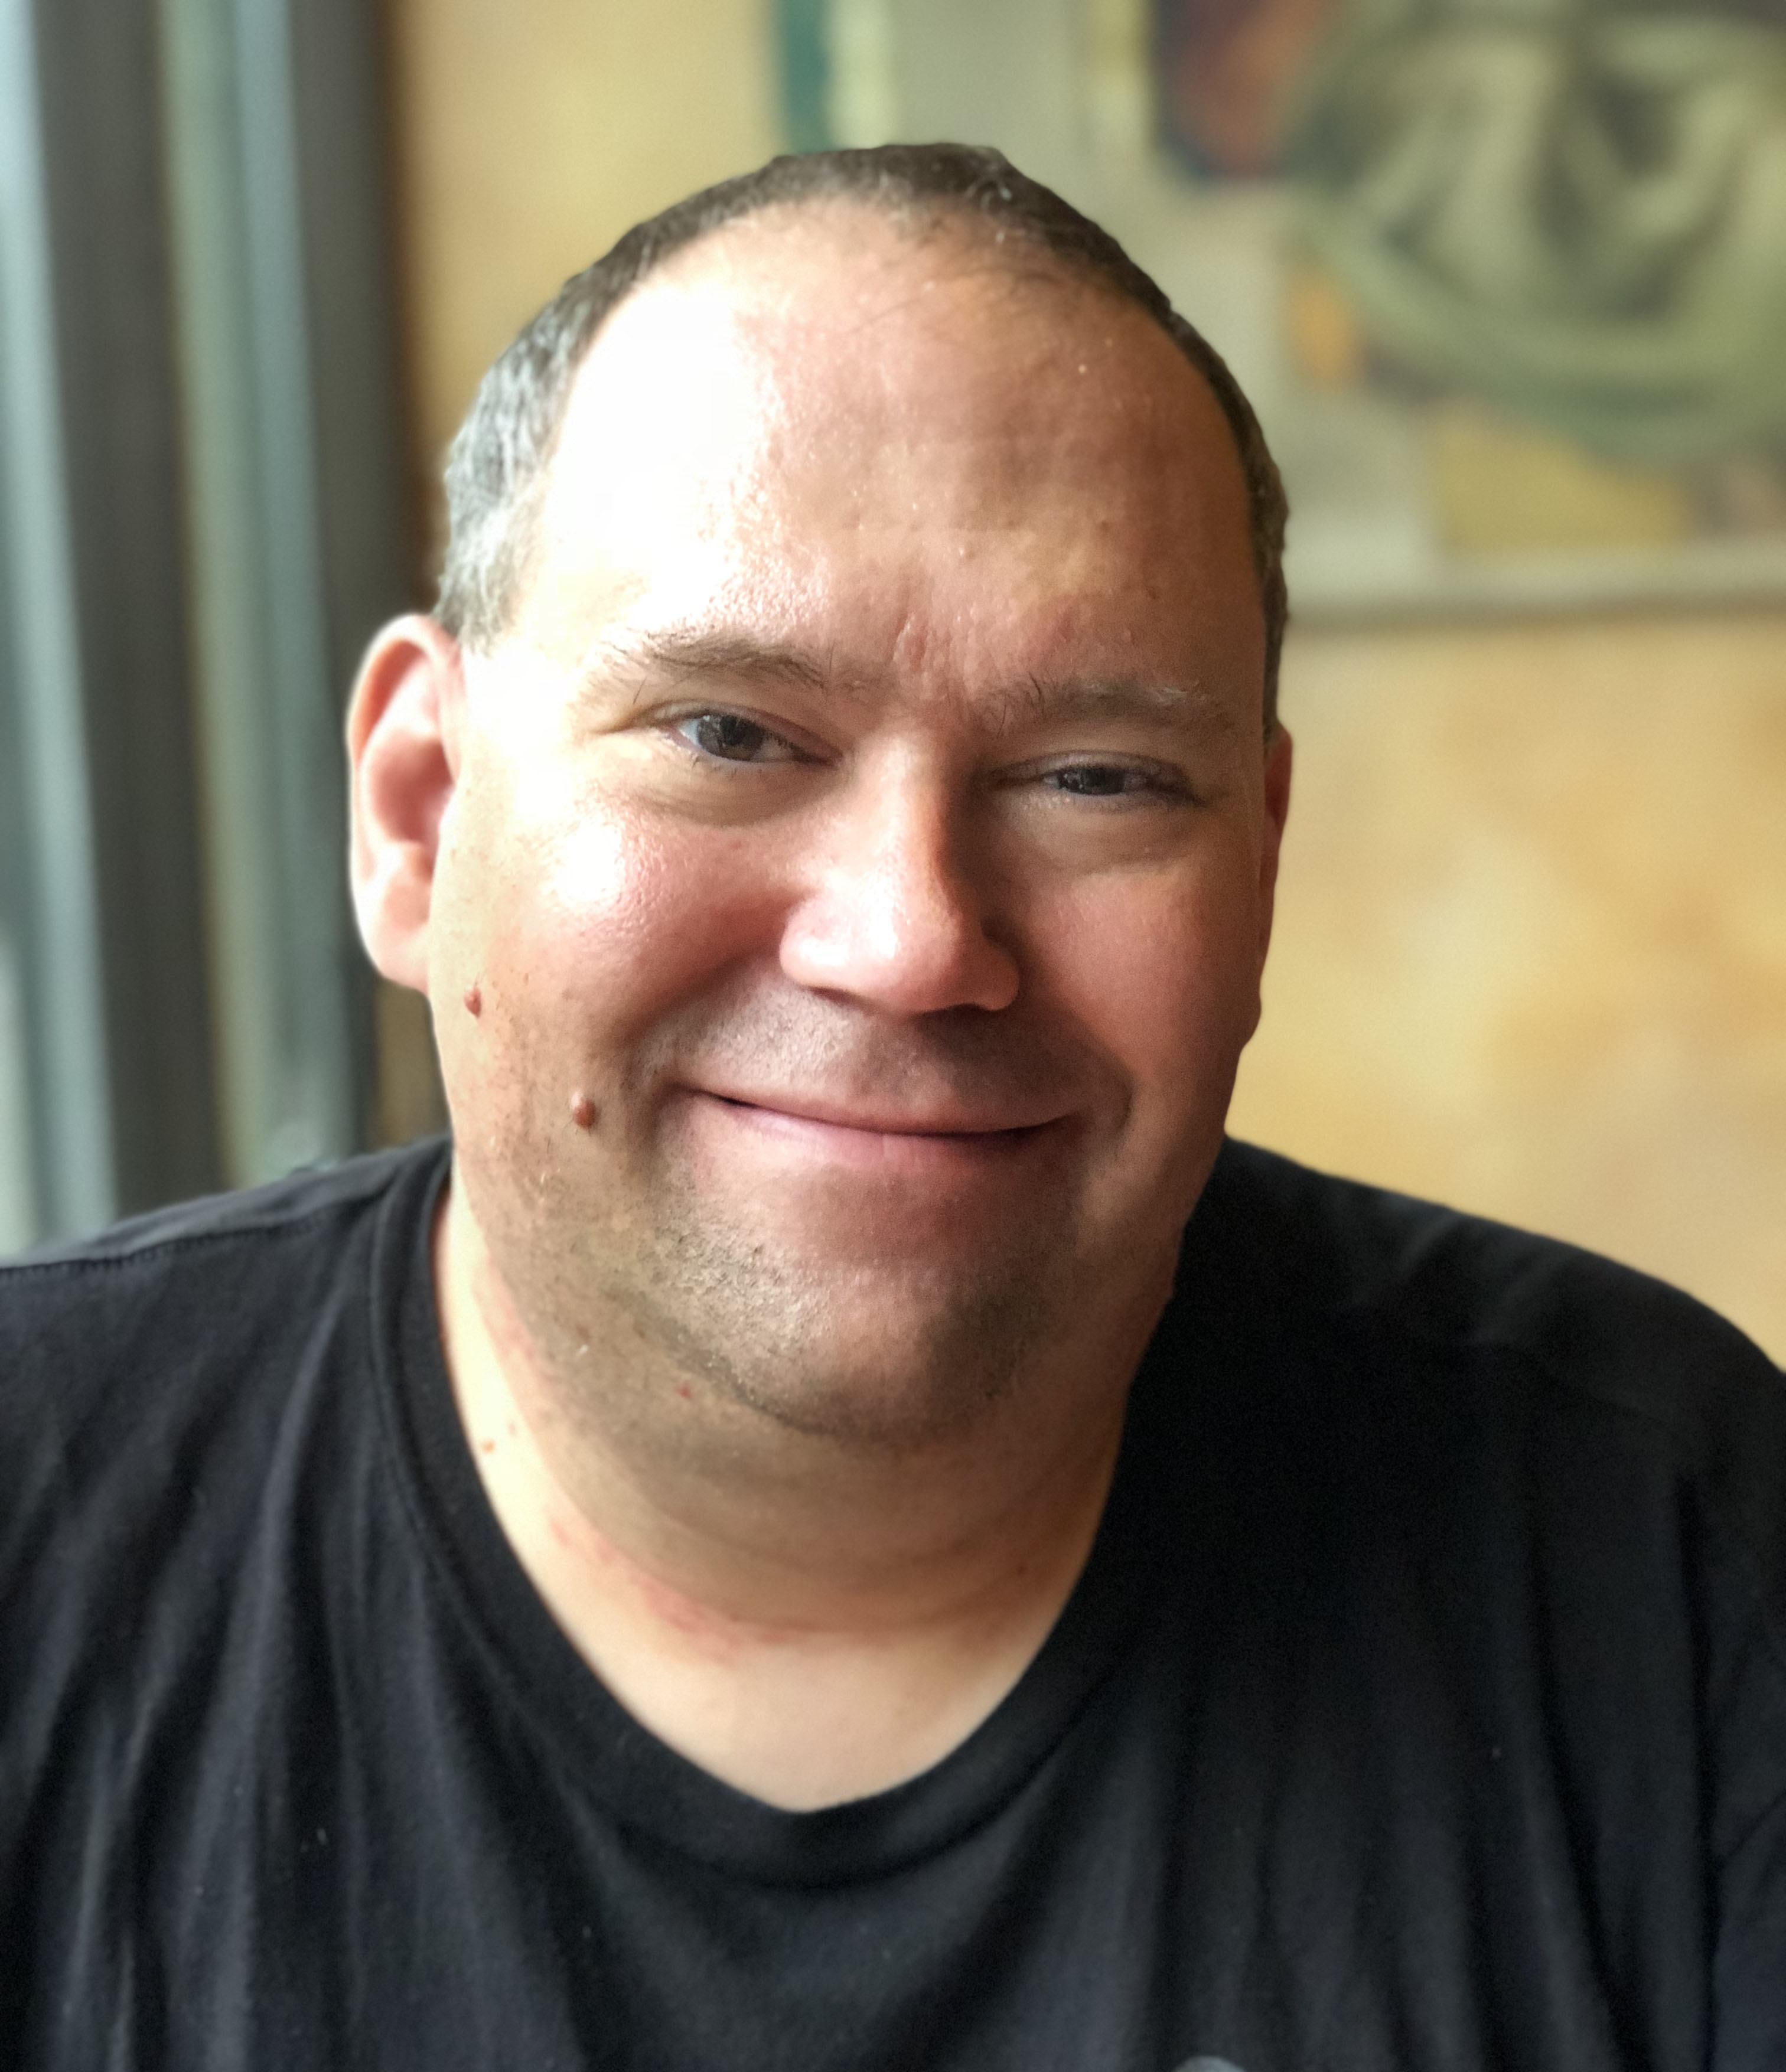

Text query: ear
(1256, 723), (1293, 970)
(347, 615), (466, 992)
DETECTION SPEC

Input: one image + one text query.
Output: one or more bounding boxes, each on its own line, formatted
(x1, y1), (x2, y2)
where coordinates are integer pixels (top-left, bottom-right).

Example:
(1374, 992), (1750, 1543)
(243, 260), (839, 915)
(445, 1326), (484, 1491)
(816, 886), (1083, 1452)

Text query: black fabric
(2, 1136), (1782, 2072)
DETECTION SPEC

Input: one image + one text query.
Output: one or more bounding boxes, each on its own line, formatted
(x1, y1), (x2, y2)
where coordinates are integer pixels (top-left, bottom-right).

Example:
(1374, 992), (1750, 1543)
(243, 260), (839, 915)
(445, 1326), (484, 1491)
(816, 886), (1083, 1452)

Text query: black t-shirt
(2, 1137), (1782, 2071)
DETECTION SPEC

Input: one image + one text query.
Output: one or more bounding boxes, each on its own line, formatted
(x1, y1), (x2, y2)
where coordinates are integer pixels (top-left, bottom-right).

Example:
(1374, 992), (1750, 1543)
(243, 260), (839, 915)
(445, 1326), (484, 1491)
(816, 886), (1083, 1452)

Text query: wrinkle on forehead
(519, 206), (1261, 694)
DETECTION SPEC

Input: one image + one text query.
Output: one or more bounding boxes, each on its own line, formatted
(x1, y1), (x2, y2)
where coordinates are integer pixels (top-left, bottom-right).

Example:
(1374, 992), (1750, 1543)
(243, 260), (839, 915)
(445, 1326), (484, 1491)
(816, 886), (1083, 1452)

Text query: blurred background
(1, 0), (1780, 1358)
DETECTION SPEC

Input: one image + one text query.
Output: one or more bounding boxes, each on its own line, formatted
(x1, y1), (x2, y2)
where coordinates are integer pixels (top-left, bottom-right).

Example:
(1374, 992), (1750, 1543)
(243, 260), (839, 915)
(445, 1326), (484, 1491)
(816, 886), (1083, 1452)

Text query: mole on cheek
(571, 1094), (598, 1131)
(462, 983), (483, 1017)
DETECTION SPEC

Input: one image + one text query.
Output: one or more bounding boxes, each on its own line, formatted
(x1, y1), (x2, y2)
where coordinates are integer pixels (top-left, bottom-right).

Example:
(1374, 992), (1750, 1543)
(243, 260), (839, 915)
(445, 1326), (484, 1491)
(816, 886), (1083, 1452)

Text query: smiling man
(2, 146), (1782, 2072)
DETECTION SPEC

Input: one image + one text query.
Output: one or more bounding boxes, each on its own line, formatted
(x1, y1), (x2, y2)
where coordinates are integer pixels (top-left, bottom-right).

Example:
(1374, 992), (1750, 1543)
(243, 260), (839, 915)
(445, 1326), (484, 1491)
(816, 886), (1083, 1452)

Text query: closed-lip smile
(677, 1088), (1075, 1184)
(698, 1089), (1067, 1139)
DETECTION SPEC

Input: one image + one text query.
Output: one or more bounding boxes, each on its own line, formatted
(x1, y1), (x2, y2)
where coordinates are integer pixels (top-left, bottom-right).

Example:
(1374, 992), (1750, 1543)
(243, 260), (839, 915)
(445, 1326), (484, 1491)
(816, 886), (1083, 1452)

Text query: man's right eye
(673, 712), (797, 763)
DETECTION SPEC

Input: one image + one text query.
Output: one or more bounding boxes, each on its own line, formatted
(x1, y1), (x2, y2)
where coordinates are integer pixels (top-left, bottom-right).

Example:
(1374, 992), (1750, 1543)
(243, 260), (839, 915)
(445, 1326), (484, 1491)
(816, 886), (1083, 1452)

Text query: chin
(710, 1330), (1035, 1451)
(614, 1232), (1065, 1451)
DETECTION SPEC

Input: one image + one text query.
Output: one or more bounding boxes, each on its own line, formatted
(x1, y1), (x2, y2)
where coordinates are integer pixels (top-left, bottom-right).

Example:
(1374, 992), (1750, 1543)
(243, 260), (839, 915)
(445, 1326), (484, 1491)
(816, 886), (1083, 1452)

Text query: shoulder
(1189, 1137), (1780, 1401)
(0, 1139), (439, 1368)
(1178, 1138), (1786, 1607)
(0, 1139), (446, 1546)
(4, 1137), (432, 1278)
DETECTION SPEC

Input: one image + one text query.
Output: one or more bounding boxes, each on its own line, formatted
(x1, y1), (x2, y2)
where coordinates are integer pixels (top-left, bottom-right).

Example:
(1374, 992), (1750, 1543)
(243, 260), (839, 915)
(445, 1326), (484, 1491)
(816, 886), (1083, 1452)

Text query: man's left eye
(673, 713), (802, 763)
(1044, 763), (1158, 798)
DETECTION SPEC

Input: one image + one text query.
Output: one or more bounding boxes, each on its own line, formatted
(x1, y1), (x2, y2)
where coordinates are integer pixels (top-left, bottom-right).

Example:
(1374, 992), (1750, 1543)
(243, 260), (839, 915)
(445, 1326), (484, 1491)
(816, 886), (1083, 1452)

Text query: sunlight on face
(429, 205), (1284, 1448)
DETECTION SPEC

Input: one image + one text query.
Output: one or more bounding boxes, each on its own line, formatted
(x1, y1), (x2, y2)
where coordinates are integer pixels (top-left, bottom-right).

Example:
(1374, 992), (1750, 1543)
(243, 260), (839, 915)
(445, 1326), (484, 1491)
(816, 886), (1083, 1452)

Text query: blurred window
(0, 0), (410, 1250)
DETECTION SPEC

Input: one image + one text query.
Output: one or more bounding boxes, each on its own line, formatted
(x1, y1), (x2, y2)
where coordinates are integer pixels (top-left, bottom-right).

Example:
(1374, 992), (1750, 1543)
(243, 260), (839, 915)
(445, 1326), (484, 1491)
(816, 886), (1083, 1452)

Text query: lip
(675, 1089), (1075, 1180)
(692, 1089), (1069, 1140)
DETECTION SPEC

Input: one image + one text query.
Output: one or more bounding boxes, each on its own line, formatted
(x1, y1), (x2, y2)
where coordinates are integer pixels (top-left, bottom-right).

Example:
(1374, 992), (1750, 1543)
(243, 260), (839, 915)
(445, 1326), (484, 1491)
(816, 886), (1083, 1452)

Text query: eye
(1042, 761), (1179, 800)
(672, 712), (806, 764)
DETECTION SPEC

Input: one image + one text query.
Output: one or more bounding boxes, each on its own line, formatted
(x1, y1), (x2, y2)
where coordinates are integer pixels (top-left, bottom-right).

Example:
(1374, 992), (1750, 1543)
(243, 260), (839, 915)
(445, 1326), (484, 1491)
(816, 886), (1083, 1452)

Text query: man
(1, 145), (1780, 2071)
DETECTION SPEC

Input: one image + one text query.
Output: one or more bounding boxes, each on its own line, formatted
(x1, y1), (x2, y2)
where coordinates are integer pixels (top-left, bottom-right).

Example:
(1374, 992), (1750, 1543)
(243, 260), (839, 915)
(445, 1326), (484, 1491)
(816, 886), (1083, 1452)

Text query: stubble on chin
(490, 1144), (1073, 1456)
(611, 1174), (1074, 1451)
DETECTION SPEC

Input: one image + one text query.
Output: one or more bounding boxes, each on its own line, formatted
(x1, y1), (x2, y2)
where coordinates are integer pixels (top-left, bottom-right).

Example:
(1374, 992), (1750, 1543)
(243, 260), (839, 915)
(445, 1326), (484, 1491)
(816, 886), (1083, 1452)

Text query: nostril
(778, 880), (1019, 1016)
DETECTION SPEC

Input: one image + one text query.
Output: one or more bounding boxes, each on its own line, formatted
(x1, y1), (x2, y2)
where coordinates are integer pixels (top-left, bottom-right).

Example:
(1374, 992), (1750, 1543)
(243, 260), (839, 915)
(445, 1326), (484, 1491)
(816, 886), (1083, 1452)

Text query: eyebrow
(594, 628), (1236, 735)
(597, 630), (838, 701)
(1003, 675), (1236, 735)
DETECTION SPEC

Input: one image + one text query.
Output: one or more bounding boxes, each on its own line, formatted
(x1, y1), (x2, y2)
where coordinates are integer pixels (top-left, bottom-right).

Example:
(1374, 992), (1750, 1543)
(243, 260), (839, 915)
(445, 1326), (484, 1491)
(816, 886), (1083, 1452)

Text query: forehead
(519, 205), (1262, 701)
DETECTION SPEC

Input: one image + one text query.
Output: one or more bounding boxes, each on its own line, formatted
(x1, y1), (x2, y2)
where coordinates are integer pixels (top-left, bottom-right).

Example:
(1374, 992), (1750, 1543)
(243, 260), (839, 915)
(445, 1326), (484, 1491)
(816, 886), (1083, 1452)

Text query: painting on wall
(777, 0), (1786, 617)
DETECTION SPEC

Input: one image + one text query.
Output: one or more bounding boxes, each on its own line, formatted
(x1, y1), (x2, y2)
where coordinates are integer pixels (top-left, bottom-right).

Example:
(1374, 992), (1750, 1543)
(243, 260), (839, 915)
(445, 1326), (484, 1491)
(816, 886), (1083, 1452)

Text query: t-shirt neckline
(371, 1137), (1178, 1889)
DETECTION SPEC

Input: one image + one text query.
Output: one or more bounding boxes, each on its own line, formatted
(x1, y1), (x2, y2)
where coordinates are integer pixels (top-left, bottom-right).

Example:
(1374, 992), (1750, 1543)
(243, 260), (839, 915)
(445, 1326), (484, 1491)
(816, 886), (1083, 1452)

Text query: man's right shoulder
(0, 1140), (443, 1542)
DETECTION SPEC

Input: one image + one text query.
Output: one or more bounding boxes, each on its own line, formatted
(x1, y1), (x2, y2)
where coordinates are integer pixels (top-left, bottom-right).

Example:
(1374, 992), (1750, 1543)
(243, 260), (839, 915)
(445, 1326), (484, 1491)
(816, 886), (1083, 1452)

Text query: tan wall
(383, 2), (1785, 1360)
(1230, 621), (1785, 1359)
(386, 0), (780, 510)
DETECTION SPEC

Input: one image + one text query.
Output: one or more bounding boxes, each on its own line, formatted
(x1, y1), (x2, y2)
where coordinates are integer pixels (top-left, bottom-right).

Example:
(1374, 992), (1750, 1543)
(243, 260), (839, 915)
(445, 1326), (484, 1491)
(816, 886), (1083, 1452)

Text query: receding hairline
(553, 192), (1255, 502)
(537, 197), (1258, 651)
(435, 145), (1288, 729)
(619, 188), (1154, 309)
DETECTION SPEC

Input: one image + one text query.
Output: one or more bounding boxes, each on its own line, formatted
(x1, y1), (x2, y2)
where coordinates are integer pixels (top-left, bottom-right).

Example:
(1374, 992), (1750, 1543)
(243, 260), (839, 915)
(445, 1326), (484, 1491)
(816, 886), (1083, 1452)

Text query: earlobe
(347, 615), (466, 992)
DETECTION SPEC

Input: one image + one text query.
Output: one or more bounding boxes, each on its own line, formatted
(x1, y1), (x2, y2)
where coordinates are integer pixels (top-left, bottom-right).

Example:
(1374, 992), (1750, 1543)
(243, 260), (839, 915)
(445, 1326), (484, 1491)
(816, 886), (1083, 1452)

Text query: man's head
(349, 147), (1292, 1457)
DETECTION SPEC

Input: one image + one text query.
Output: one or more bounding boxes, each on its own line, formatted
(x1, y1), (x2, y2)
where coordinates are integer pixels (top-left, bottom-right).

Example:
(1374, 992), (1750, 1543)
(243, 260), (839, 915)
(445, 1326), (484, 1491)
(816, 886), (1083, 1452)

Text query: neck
(433, 1167), (1157, 1809)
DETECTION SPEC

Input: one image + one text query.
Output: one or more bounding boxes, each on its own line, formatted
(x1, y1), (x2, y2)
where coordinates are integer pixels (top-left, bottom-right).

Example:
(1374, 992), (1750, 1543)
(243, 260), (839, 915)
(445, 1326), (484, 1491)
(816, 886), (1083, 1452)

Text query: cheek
(437, 769), (773, 1085)
(526, 811), (665, 986)
(1036, 858), (1264, 1128)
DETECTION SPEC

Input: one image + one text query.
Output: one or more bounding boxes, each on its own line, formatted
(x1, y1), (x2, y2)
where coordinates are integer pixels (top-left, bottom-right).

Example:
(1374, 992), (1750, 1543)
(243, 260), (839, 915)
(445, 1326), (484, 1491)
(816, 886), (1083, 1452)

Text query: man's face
(428, 207), (1288, 1448)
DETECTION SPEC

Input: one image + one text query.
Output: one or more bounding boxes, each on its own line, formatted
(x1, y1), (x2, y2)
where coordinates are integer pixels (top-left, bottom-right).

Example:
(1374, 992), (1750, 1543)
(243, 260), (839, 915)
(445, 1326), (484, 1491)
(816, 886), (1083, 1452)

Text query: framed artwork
(777, 0), (1786, 617)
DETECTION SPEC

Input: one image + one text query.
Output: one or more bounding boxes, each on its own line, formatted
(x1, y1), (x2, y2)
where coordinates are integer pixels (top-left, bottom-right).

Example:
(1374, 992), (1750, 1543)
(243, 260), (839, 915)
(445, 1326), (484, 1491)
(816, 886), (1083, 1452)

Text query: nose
(777, 765), (1020, 1016)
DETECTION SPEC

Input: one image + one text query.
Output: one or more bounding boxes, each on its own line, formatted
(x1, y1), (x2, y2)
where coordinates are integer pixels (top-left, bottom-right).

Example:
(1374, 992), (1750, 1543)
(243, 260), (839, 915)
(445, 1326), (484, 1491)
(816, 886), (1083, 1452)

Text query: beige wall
(383, 2), (1785, 1360)
(386, 0), (780, 511)
(1231, 621), (1785, 1359)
